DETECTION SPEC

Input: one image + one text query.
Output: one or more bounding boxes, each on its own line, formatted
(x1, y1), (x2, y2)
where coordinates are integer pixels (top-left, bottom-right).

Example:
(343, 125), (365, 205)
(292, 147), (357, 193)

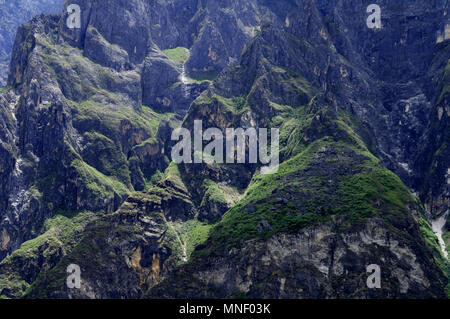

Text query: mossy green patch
(163, 47), (190, 64)
(191, 107), (419, 258)
(72, 99), (160, 138)
(164, 162), (189, 193)
(419, 217), (445, 258)
(149, 169), (166, 187)
(194, 92), (250, 115)
(444, 231), (450, 256)
(164, 218), (215, 265)
(273, 105), (314, 158)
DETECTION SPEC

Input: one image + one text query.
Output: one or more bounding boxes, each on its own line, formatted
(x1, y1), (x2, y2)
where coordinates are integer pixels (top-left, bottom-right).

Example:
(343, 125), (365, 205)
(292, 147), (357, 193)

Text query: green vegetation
(191, 142), (324, 254)
(23, 216), (142, 298)
(5, 9), (447, 299)
(190, 106), (420, 260)
(0, 85), (12, 93)
(417, 216), (449, 296)
(181, 220), (214, 257)
(231, 95), (247, 110)
(163, 47), (190, 64)
(165, 162), (189, 193)
(200, 179), (228, 207)
(336, 167), (411, 227)
(438, 60), (450, 104)
(273, 105), (314, 158)
(73, 99), (159, 136)
(418, 217), (443, 257)
(142, 105), (174, 134)
(69, 99), (172, 197)
(242, 139), (328, 206)
(0, 211), (98, 298)
(164, 218), (215, 265)
(444, 231), (450, 255)
(149, 169), (166, 186)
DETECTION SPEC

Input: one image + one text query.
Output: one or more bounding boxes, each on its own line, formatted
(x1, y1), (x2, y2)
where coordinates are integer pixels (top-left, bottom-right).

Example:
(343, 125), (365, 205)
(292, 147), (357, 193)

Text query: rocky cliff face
(0, 0), (448, 299)
(0, 0), (66, 86)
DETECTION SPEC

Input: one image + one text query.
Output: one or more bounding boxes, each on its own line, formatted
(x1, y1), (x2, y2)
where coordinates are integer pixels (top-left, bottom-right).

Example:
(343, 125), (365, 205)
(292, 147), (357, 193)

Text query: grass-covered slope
(145, 22), (448, 297)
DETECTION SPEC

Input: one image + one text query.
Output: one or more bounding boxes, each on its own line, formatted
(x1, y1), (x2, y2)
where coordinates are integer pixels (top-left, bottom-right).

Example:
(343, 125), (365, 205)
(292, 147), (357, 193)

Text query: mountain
(0, 0), (448, 299)
(0, 0), (66, 87)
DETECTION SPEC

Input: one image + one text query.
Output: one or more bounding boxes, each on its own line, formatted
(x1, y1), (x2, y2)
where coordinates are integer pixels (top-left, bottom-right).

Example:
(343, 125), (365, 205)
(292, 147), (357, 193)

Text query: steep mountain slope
(0, 0), (66, 86)
(0, 0), (448, 299)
